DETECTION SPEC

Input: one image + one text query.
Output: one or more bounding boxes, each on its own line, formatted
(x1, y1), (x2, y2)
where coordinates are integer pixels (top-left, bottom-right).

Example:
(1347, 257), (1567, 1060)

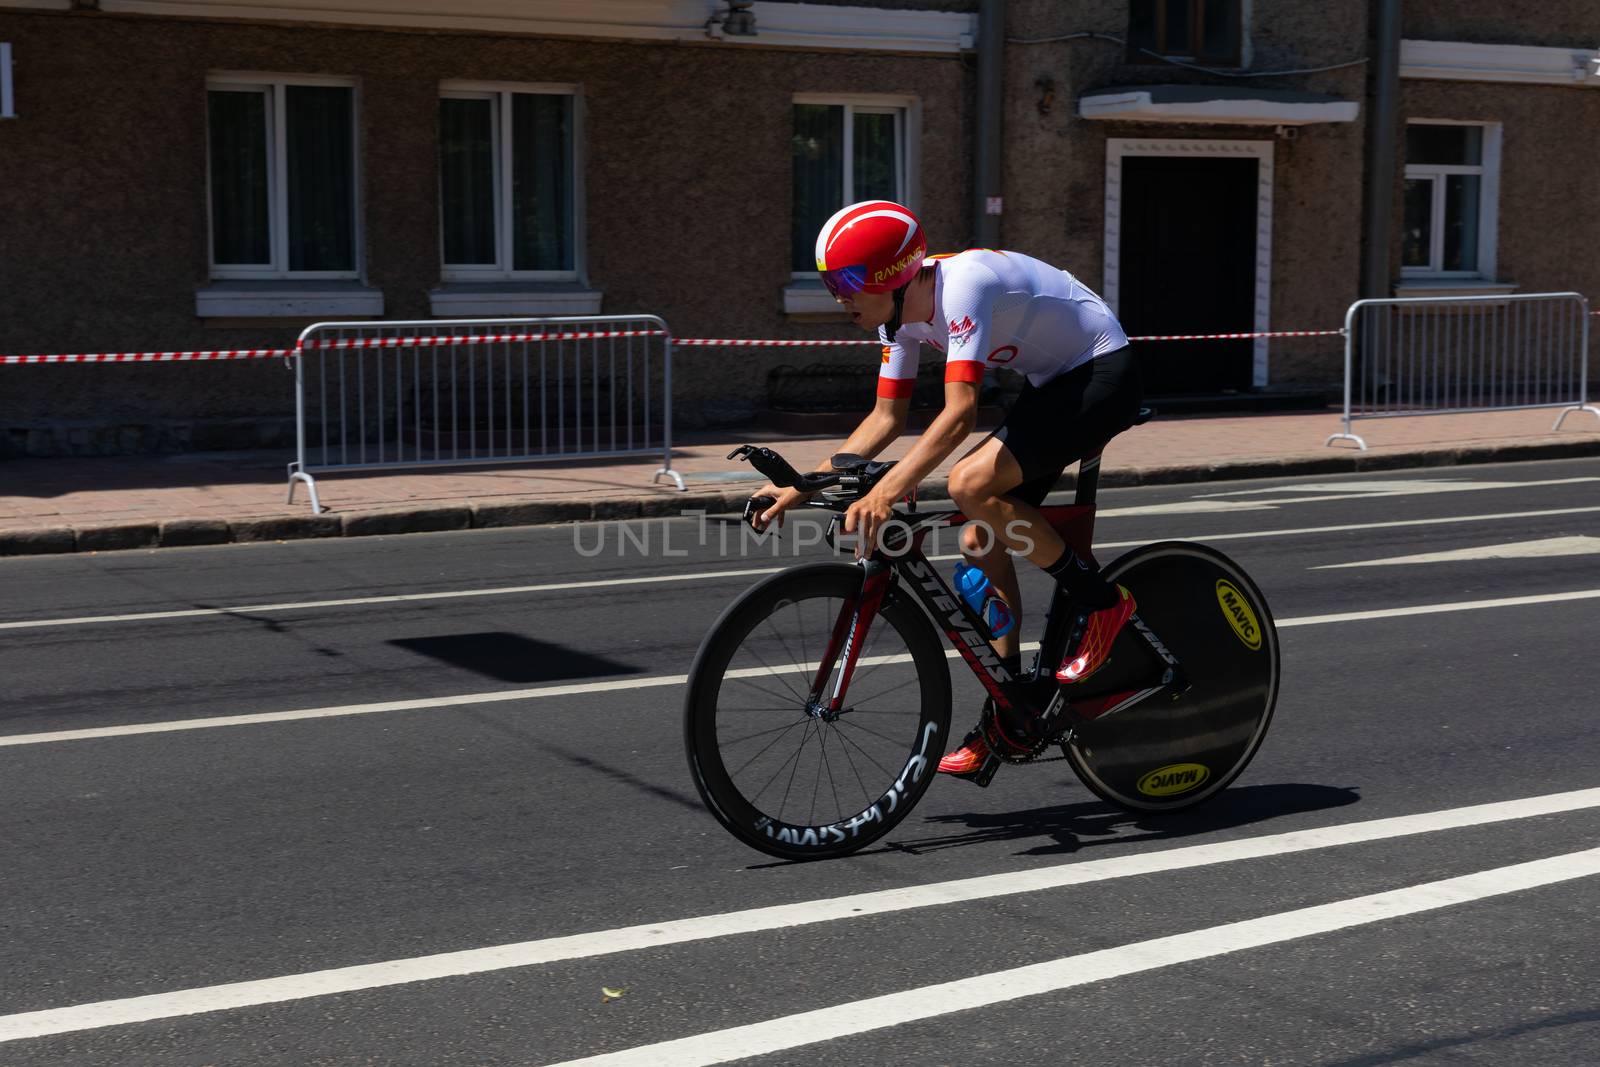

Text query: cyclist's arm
(749, 390), (908, 530)
(820, 332), (917, 468)
(822, 393), (909, 469)
(864, 380), (977, 501)
(866, 261), (997, 500)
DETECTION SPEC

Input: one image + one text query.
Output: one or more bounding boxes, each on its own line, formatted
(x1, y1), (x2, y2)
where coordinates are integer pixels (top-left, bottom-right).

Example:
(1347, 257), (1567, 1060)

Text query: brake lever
(742, 495), (778, 530)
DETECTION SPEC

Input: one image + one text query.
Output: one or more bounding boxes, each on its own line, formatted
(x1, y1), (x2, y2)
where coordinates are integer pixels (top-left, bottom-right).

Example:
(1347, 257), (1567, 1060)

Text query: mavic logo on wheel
(1137, 763), (1210, 797)
(1216, 581), (1263, 651)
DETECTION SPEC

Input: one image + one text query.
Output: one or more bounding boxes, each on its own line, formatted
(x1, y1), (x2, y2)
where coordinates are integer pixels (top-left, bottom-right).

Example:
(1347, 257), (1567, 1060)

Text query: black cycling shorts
(990, 346), (1142, 507)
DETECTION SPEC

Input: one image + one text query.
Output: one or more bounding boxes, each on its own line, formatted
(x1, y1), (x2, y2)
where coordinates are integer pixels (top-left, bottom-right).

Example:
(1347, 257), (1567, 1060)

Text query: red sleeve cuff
(876, 377), (916, 399)
(944, 361), (985, 385)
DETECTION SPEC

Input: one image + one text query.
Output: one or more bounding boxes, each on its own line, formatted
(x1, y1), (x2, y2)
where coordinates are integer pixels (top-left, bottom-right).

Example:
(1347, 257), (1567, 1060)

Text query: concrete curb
(5, 436), (1600, 557)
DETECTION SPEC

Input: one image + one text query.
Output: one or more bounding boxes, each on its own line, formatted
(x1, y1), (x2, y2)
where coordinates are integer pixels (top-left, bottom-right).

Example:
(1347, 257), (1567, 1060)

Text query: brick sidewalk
(2, 406), (1598, 555)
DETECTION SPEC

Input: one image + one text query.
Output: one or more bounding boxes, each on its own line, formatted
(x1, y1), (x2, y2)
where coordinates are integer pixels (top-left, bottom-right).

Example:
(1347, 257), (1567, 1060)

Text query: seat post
(1073, 454), (1103, 507)
(1073, 407), (1151, 508)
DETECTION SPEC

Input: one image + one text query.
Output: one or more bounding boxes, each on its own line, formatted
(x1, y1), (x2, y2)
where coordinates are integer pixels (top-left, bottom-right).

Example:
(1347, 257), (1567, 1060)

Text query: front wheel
(1063, 541), (1280, 813)
(684, 562), (952, 860)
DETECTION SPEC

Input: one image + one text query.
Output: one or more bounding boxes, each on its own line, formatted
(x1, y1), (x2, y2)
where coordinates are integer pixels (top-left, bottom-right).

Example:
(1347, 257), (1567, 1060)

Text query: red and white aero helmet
(814, 200), (926, 298)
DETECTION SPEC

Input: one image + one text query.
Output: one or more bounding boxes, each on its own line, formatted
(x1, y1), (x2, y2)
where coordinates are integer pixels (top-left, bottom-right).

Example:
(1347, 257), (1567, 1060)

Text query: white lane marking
(1087, 505), (1600, 552)
(1277, 587), (1600, 628)
(1094, 500), (1278, 517)
(0, 645), (993, 749)
(4, 587), (1600, 749)
(1197, 476), (1600, 499)
(2, 789), (1598, 1044)
(1314, 535), (1600, 569)
(8, 504), (1600, 633)
(550, 847), (1600, 1067)
(1178, 477), (1600, 510)
(0, 649), (905, 749)
(0, 568), (787, 632)
(1081, 476), (1600, 517)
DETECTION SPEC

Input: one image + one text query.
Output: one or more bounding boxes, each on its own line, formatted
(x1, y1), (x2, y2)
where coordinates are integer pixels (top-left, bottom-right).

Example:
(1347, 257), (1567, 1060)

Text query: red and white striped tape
(681, 328), (1346, 346)
(297, 328), (669, 351)
(674, 338), (877, 347)
(0, 325), (1345, 365)
(1129, 328), (1345, 341)
(0, 348), (293, 365)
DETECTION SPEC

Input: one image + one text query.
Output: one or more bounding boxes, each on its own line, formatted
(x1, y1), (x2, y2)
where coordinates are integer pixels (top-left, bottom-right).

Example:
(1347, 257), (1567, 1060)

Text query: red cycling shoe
(1056, 585), (1137, 684)
(937, 706), (1033, 776)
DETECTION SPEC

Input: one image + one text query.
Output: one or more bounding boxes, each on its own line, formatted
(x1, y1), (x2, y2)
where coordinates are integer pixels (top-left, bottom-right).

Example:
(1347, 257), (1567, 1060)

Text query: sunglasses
(820, 264), (868, 299)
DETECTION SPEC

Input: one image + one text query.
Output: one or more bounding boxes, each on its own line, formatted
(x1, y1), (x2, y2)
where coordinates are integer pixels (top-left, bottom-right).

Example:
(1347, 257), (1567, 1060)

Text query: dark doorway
(1118, 153), (1259, 394)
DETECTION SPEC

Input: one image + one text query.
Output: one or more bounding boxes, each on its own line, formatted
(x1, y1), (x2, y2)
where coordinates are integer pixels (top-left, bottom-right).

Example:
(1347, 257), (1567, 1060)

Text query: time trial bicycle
(683, 410), (1280, 860)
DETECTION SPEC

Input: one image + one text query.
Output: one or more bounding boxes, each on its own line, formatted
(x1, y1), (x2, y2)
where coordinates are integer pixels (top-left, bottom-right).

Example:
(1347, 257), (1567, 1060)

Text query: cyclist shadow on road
(886, 783), (1362, 858)
(388, 631), (640, 684)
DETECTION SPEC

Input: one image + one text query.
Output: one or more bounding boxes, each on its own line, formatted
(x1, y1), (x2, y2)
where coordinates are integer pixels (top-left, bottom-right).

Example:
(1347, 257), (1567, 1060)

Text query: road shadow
(738, 783), (1362, 869)
(456, 706), (706, 813)
(886, 783), (1362, 858)
(1317, 1007), (1600, 1066)
(389, 632), (639, 684)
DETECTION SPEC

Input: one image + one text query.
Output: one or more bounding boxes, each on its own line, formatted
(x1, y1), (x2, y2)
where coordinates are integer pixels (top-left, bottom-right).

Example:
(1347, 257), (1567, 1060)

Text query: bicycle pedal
(972, 753), (1002, 787)
(949, 752), (1003, 788)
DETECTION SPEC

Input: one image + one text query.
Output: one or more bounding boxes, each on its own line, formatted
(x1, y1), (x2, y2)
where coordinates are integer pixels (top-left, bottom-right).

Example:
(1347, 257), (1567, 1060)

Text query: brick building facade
(0, 1), (1596, 454)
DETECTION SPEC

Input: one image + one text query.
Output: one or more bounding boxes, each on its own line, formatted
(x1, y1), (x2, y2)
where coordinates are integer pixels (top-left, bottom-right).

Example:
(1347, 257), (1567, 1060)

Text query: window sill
(429, 283), (603, 317)
(1393, 279), (1518, 298)
(196, 281), (384, 319)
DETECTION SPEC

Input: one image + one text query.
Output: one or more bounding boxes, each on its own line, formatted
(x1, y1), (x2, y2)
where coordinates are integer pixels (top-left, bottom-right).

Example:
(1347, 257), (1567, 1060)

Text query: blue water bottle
(954, 562), (1015, 638)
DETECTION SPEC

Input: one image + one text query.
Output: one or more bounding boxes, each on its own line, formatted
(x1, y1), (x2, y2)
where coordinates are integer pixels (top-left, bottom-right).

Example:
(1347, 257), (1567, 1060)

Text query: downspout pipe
(972, 0), (1004, 248)
(1361, 0), (1402, 299)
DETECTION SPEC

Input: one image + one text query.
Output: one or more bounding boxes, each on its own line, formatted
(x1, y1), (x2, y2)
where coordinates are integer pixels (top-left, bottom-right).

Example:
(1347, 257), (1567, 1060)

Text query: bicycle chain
(978, 707), (1073, 765)
(1007, 742), (1073, 765)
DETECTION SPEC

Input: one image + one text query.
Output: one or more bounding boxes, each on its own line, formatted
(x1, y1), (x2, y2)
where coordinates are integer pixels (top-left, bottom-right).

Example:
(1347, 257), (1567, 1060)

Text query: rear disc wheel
(1063, 541), (1280, 813)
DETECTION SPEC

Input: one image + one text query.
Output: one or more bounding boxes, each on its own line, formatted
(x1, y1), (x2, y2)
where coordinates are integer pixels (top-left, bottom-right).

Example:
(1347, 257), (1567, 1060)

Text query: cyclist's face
(836, 289), (893, 332)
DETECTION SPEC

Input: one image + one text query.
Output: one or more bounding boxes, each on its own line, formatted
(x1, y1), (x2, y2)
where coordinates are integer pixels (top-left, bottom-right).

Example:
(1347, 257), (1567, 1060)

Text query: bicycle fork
(806, 559), (894, 718)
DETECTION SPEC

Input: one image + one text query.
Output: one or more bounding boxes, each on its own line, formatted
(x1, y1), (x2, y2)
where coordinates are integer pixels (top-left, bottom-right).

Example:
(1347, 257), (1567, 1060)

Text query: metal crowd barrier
(286, 315), (681, 512)
(1328, 292), (1600, 449)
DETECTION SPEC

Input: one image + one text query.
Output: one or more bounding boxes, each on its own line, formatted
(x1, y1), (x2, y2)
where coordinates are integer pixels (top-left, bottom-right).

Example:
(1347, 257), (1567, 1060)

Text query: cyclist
(747, 200), (1143, 782)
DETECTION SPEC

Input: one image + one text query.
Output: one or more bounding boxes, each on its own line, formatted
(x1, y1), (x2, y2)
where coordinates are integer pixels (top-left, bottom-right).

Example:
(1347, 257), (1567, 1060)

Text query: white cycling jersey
(876, 248), (1129, 398)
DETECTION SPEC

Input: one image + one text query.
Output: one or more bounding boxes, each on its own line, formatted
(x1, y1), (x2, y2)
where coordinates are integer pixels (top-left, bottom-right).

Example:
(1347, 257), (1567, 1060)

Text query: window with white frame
(206, 76), (359, 278)
(792, 98), (911, 274)
(439, 85), (578, 280)
(1402, 121), (1500, 277)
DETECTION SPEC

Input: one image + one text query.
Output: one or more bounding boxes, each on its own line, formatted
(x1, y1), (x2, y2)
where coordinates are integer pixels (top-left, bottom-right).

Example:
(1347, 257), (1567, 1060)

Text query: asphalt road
(2, 455), (1599, 1065)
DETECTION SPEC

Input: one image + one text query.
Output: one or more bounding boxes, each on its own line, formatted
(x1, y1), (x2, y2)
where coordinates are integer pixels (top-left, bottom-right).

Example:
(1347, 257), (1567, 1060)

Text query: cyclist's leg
(949, 436), (1065, 570)
(940, 439), (1046, 775)
(940, 351), (1142, 776)
(950, 457), (1028, 661)
(949, 348), (1142, 572)
(956, 350), (1143, 674)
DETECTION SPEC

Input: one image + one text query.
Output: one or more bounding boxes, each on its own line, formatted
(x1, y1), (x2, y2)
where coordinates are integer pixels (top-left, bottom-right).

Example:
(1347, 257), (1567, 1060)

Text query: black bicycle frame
(819, 452), (1184, 728)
